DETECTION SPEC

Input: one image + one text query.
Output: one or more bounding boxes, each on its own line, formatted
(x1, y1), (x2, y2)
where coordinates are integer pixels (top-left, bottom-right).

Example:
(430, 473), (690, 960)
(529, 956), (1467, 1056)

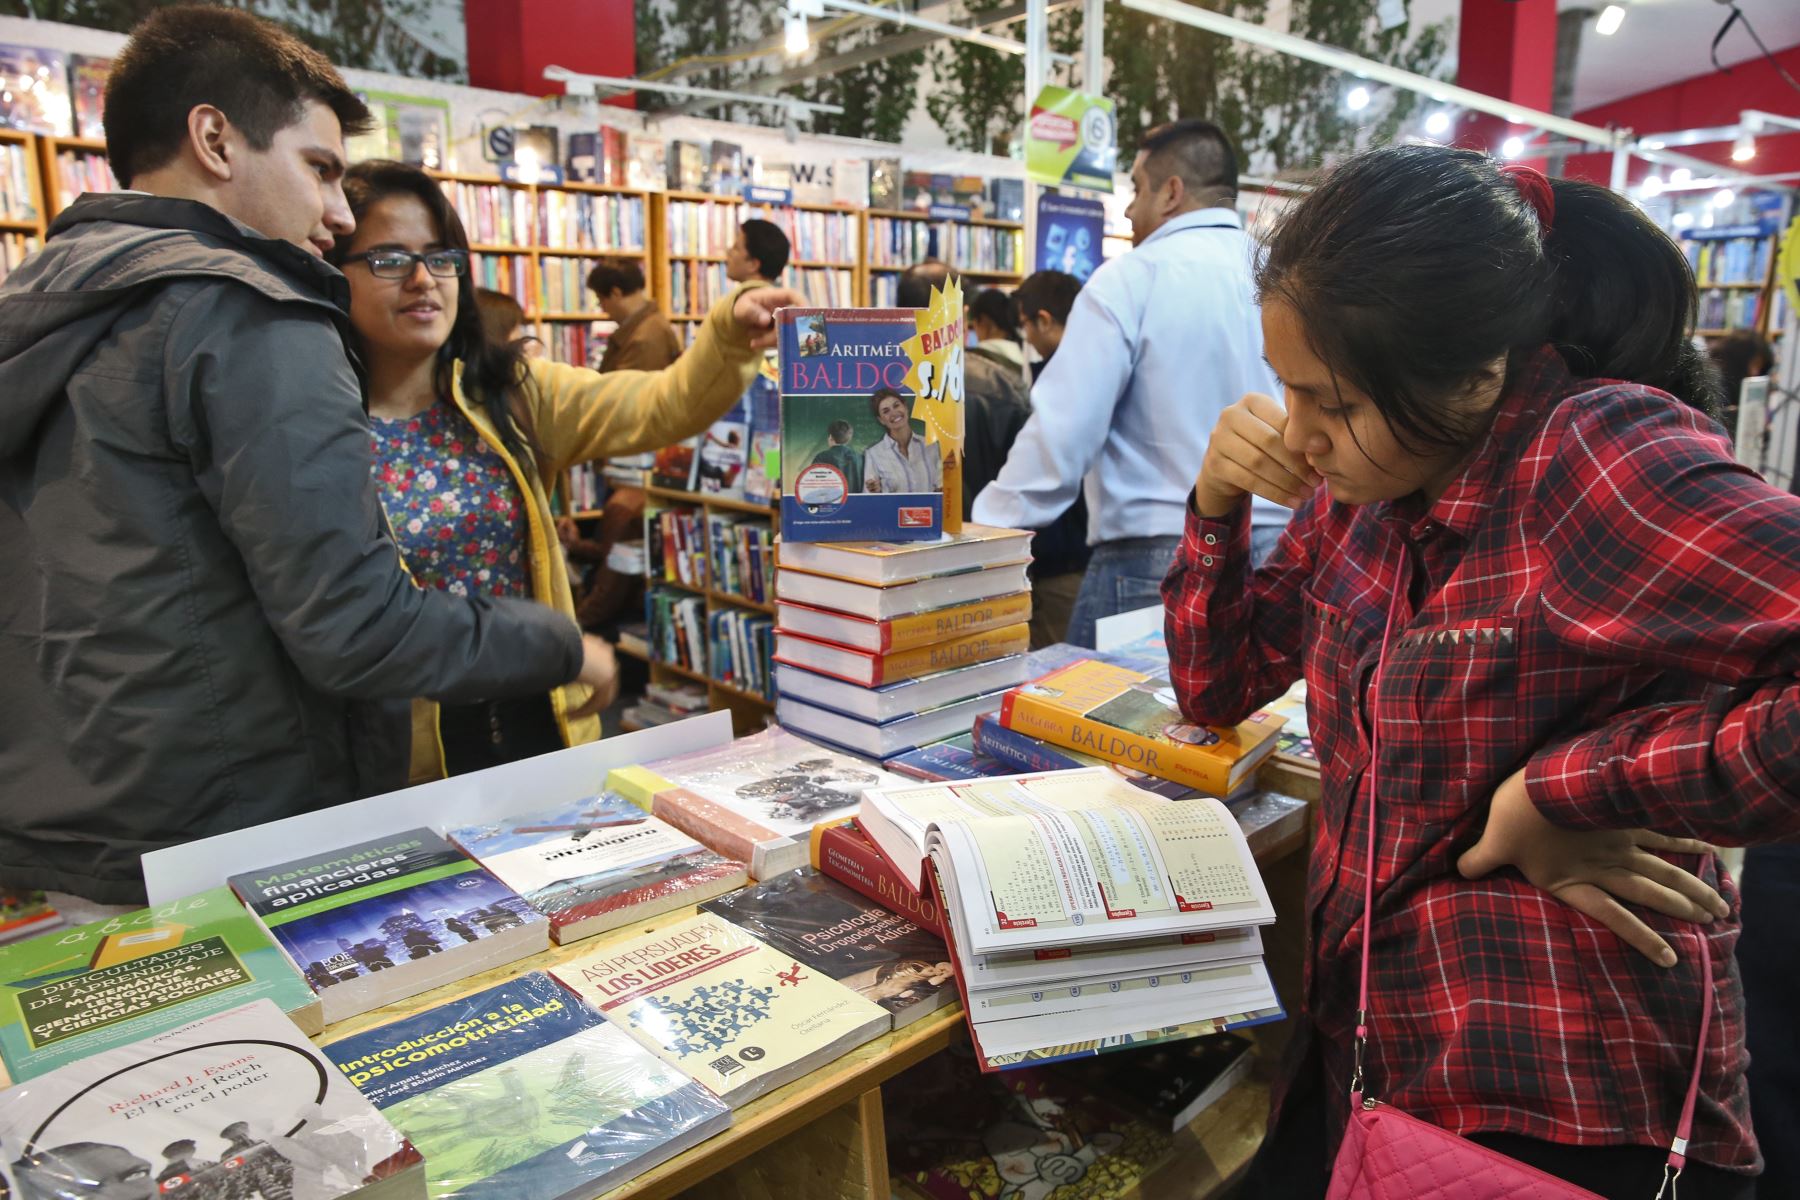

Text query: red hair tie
(1500, 164), (1555, 233)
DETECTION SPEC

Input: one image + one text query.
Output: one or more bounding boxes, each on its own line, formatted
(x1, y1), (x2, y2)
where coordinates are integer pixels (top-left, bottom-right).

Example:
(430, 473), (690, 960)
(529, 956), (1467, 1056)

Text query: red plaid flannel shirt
(1164, 347), (1798, 1172)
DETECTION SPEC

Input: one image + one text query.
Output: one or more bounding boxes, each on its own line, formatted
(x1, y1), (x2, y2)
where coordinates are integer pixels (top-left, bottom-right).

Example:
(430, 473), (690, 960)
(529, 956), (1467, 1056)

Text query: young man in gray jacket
(0, 8), (651, 907)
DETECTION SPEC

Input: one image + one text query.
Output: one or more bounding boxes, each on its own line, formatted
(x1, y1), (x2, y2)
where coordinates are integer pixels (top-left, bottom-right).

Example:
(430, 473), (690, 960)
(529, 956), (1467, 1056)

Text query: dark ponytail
(1257, 144), (1721, 455)
(329, 160), (542, 472)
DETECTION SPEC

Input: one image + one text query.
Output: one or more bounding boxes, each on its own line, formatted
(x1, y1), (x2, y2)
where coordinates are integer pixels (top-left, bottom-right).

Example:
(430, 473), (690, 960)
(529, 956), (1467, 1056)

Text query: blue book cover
(326, 972), (729, 1200)
(971, 713), (1198, 800)
(888, 733), (1011, 782)
(779, 307), (944, 542)
(228, 829), (545, 993)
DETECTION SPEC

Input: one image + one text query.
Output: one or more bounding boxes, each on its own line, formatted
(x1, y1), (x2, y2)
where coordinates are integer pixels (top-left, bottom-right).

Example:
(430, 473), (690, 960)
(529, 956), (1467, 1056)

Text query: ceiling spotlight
(1640, 139), (1664, 151)
(1500, 135), (1526, 159)
(1346, 86), (1371, 112)
(1732, 131), (1756, 162)
(784, 13), (810, 54)
(1713, 188), (1736, 208)
(1641, 173), (1664, 197)
(1424, 110), (1452, 137)
(1672, 212), (1695, 230)
(1596, 4), (1626, 35)
(1670, 167), (1692, 186)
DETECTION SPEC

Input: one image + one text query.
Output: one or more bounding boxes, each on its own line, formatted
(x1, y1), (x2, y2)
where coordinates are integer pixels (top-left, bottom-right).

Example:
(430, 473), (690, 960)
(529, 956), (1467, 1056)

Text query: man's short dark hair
(969, 288), (1019, 340)
(827, 419), (852, 443)
(896, 259), (952, 309)
(587, 258), (646, 299)
(1014, 270), (1082, 328)
(105, 6), (374, 188)
(1137, 118), (1238, 200)
(740, 219), (790, 281)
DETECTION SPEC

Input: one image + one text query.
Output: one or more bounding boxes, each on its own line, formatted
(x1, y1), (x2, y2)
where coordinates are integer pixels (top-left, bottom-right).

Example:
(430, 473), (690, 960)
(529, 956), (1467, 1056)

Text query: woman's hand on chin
(1457, 767), (1728, 966)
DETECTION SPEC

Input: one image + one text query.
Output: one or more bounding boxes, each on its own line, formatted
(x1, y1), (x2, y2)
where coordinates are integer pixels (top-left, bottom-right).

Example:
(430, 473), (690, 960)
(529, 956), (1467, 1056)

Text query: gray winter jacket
(0, 194), (582, 903)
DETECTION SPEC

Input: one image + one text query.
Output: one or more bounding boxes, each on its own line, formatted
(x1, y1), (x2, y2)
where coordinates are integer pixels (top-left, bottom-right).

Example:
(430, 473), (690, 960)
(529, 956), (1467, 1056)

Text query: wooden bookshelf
(37, 134), (112, 219)
(0, 131), (45, 286)
(861, 208), (1026, 304)
(642, 480), (778, 733)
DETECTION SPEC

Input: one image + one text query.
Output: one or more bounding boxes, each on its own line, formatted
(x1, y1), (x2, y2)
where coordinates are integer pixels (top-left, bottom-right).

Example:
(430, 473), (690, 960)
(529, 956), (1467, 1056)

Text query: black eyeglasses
(343, 248), (469, 280)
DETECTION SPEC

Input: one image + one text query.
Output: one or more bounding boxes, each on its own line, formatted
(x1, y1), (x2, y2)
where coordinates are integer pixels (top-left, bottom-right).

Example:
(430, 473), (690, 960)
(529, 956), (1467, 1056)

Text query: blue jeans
(1065, 524), (1284, 650)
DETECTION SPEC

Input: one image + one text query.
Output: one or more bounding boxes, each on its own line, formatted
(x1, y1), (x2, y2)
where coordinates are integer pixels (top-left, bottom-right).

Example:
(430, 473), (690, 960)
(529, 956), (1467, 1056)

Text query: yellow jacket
(406, 285), (766, 781)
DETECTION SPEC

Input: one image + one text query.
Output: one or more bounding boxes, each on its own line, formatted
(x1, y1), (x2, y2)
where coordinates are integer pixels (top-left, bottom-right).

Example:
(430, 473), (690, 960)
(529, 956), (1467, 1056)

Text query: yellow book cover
(605, 765), (673, 813)
(881, 591), (1034, 652)
(999, 660), (1285, 796)
(551, 912), (889, 1105)
(876, 621), (1029, 683)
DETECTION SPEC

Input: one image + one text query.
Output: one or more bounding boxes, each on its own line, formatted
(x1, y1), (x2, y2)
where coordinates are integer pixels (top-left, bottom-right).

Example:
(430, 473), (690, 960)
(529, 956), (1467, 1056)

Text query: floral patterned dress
(369, 400), (530, 598)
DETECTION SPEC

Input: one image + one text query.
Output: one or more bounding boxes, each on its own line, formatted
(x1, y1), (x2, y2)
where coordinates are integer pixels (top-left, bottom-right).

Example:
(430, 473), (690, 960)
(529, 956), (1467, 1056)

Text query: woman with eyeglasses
(329, 160), (799, 780)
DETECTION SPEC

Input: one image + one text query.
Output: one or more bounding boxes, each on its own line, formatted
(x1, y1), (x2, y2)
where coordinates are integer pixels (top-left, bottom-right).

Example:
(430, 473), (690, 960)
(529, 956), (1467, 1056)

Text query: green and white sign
(1026, 86), (1117, 193)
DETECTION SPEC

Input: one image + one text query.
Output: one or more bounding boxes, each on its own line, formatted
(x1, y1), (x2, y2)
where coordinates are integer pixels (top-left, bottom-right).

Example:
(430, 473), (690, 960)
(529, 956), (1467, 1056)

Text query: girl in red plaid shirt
(1165, 145), (1784, 1198)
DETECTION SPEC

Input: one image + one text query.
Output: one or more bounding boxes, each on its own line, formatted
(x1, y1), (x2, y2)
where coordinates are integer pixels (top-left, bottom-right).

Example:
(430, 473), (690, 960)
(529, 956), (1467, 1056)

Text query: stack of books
(772, 527), (1038, 761)
(607, 727), (910, 879)
(857, 767), (1283, 1071)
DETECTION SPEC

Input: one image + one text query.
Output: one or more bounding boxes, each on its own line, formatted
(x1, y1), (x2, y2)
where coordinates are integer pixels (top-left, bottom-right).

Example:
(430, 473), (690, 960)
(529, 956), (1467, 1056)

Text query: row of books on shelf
(1685, 234), (1775, 287)
(440, 178), (532, 246)
(50, 146), (115, 211)
(788, 265), (858, 307)
(1699, 285), (1781, 333)
(648, 585), (707, 674)
(866, 215), (1023, 272)
(470, 250), (531, 300)
(651, 363), (780, 503)
(669, 257), (730, 316)
(709, 512), (774, 603)
(711, 606), (776, 699)
(0, 141), (36, 224)
(541, 319), (606, 371)
(650, 507), (707, 589)
(536, 254), (604, 314)
(536, 187), (645, 251)
(666, 197), (748, 256)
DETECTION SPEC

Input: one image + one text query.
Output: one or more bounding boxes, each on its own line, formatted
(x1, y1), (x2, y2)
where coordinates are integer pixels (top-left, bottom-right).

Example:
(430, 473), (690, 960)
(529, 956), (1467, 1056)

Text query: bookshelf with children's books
(36, 133), (116, 219)
(0, 131), (46, 285)
(638, 476), (780, 735)
(862, 209), (1026, 306)
(656, 190), (862, 347)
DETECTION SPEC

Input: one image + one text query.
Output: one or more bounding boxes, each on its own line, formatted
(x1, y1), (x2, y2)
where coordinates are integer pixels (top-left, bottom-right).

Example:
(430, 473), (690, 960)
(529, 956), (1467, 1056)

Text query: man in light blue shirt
(972, 120), (1286, 647)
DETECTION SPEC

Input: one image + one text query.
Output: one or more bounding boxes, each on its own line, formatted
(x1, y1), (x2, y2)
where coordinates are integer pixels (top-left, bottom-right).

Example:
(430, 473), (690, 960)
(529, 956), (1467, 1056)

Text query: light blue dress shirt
(971, 207), (1287, 543)
(863, 431), (942, 493)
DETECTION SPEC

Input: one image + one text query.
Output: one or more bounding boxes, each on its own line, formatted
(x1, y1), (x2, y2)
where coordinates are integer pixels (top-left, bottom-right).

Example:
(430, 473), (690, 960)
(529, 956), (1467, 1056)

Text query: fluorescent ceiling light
(1346, 85), (1371, 112)
(784, 14), (809, 54)
(1500, 135), (1526, 159)
(1595, 5), (1625, 36)
(1424, 110), (1451, 137)
(1732, 132), (1757, 162)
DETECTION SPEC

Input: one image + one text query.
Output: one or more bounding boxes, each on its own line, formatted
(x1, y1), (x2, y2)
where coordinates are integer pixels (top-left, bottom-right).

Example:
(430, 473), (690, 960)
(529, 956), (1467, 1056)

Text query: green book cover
(0, 886), (319, 1082)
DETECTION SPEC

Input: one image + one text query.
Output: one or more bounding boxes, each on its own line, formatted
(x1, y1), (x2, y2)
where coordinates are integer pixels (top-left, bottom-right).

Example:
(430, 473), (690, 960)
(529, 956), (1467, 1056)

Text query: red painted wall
(466, 0), (636, 104)
(1563, 42), (1800, 185)
(1455, 0), (1558, 155)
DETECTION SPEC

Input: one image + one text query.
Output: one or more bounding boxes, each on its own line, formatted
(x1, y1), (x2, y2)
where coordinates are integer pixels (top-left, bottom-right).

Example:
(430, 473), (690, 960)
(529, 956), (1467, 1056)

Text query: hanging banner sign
(1026, 86), (1117, 193)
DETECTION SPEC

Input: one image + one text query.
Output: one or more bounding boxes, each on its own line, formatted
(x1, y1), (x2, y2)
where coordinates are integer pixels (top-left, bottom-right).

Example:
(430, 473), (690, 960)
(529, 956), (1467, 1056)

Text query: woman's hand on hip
(1457, 767), (1728, 966)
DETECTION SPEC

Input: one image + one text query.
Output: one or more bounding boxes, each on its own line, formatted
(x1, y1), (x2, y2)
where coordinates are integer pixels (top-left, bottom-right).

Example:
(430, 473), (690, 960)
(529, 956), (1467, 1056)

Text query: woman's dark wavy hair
(328, 160), (541, 470)
(1257, 144), (1721, 455)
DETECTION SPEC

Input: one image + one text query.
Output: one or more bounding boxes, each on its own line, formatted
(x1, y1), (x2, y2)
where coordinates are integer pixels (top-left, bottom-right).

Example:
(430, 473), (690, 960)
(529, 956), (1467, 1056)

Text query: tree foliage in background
(781, 24), (925, 143)
(7, 0), (461, 79)
(634, 0), (778, 119)
(925, 0), (1449, 173)
(923, 0), (1080, 157)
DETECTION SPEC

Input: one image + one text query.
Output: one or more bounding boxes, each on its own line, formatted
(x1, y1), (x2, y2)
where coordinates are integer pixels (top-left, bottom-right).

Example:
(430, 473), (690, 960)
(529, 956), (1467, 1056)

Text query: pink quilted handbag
(1324, 573), (1714, 1200)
